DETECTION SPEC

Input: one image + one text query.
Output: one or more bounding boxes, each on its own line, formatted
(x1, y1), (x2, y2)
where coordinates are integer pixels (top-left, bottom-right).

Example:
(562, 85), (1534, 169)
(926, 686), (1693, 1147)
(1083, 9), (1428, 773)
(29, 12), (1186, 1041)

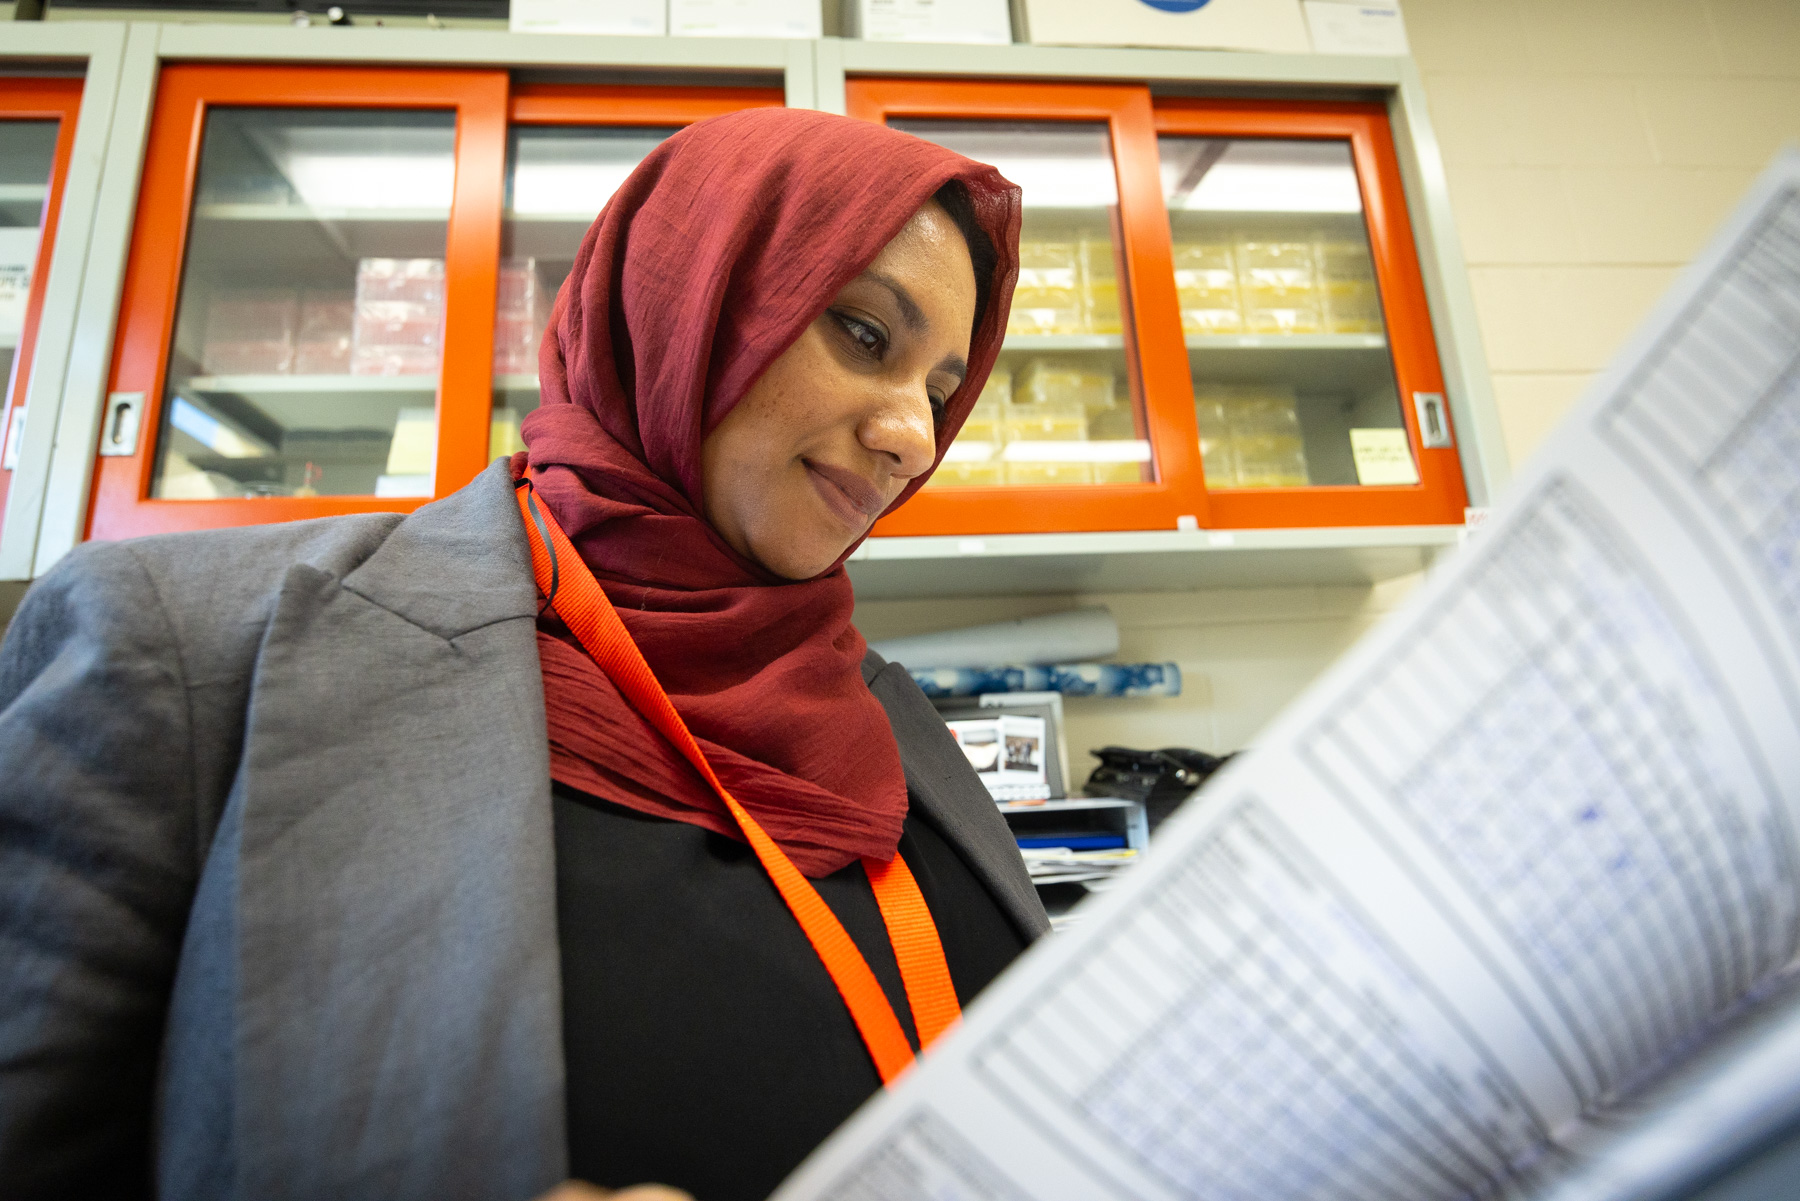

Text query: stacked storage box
(492, 258), (548, 377)
(200, 287), (355, 376)
(929, 359), (1145, 489)
(293, 290), (354, 374)
(1194, 383), (1310, 487)
(200, 290), (298, 375)
(351, 258), (445, 376)
(1008, 239), (1120, 336)
(1171, 235), (1382, 336)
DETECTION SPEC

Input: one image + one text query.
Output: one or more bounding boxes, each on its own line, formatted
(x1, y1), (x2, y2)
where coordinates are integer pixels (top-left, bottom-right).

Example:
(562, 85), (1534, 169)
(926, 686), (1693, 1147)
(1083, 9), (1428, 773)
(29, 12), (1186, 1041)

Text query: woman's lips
(804, 459), (887, 529)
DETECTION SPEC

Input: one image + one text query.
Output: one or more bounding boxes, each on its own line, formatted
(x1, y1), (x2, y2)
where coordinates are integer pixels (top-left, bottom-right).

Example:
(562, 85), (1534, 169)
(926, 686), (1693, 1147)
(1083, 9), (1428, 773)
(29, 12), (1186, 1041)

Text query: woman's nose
(860, 386), (939, 480)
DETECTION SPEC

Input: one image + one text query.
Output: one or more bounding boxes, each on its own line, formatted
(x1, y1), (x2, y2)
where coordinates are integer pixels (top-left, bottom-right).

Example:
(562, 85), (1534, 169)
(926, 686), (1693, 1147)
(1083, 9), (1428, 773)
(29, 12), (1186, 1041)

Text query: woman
(0, 108), (1040, 1200)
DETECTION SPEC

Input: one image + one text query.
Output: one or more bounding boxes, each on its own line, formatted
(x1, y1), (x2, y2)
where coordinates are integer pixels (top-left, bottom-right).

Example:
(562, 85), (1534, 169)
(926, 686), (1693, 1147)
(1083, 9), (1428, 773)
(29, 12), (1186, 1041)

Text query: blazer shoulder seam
(118, 540), (203, 869)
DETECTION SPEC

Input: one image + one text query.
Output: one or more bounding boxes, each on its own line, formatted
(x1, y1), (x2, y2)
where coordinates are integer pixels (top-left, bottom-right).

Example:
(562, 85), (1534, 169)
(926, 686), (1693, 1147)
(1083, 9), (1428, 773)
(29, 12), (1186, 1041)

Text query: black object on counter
(1083, 746), (1235, 834)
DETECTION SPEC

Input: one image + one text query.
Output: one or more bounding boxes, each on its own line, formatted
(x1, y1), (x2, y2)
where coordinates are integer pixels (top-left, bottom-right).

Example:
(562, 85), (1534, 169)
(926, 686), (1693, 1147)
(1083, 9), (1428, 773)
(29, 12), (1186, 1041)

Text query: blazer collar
(339, 459), (537, 642)
(862, 649), (1051, 941)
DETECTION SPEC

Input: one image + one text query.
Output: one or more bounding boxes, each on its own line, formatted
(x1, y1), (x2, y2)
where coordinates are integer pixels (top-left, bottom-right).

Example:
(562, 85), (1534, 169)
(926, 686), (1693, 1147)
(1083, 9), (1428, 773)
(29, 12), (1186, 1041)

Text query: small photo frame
(944, 711), (1053, 802)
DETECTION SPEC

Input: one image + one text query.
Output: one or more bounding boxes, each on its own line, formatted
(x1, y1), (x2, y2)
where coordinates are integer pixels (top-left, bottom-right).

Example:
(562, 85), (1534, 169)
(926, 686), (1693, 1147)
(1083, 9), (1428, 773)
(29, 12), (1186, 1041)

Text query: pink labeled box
(355, 258), (446, 305)
(493, 259), (549, 376)
(352, 258), (445, 377)
(201, 289), (298, 375)
(294, 290), (354, 375)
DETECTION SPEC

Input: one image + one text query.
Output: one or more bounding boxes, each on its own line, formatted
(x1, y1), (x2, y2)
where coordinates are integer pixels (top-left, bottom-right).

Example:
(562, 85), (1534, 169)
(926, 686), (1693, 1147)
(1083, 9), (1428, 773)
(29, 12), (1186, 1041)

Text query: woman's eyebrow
(936, 354), (969, 383)
(865, 270), (929, 335)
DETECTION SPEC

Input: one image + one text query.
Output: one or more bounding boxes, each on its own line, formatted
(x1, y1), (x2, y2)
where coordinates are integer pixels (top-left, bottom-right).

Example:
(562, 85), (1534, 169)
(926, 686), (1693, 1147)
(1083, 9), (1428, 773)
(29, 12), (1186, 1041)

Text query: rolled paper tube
(909, 663), (1181, 699)
(869, 607), (1119, 670)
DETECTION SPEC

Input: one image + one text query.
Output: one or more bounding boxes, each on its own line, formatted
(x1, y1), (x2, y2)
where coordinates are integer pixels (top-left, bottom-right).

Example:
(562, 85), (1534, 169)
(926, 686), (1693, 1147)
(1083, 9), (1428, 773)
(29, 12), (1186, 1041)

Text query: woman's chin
(752, 532), (857, 581)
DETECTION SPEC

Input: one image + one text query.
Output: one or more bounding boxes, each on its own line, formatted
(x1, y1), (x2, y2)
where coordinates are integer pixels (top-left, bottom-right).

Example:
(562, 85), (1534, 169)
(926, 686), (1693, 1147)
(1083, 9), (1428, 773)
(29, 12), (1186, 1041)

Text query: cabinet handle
(99, 392), (145, 457)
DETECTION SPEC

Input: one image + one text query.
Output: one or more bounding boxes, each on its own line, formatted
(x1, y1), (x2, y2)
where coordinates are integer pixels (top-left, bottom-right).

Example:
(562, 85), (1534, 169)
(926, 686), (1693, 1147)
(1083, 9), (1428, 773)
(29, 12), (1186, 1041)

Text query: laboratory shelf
(191, 204), (450, 222)
(10, 24), (1506, 580)
(177, 374), (437, 438)
(847, 523), (1458, 598)
(184, 374), (437, 393)
(998, 797), (1140, 813)
(1185, 333), (1386, 350)
(1001, 334), (1125, 352)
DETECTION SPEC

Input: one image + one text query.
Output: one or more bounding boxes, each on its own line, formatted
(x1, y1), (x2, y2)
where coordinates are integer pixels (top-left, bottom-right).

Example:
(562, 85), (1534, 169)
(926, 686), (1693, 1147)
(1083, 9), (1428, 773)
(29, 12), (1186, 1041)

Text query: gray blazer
(0, 459), (1047, 1201)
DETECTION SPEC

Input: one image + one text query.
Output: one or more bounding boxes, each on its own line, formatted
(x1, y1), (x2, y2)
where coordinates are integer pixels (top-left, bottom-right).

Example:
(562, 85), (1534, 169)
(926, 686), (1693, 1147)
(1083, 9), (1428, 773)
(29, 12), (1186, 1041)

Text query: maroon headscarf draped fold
(519, 107), (1021, 877)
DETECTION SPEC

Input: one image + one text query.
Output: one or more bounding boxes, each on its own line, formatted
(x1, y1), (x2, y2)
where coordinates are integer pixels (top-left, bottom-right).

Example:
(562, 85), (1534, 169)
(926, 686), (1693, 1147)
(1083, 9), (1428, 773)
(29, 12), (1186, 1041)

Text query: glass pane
(151, 108), (456, 499)
(490, 126), (674, 457)
(1, 119), (60, 463)
(892, 119), (1151, 490)
(1160, 136), (1415, 489)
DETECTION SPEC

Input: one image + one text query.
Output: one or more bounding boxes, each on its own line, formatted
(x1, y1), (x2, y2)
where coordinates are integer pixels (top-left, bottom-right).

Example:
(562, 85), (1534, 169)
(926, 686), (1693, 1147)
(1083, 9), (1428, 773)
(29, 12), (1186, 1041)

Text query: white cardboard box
(1019, 0), (1310, 52)
(670, 0), (823, 37)
(847, 0), (1012, 43)
(1302, 0), (1408, 55)
(508, 0), (666, 35)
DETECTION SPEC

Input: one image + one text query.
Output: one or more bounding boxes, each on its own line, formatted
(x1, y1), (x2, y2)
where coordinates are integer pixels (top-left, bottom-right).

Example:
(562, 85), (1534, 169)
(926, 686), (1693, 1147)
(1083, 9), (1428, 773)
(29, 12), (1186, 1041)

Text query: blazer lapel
(863, 650), (1051, 941)
(230, 461), (566, 1200)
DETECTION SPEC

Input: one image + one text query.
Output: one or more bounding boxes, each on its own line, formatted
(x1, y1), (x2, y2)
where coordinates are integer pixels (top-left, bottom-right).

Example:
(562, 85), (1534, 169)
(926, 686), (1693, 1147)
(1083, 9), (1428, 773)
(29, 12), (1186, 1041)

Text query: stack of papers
(1020, 846), (1137, 887)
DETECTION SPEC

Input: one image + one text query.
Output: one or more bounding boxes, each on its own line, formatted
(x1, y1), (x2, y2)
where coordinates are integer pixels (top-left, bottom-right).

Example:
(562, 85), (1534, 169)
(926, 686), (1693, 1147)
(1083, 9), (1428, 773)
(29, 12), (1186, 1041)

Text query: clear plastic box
(1015, 358), (1115, 412)
(293, 290), (353, 375)
(1009, 241), (1083, 336)
(1236, 239), (1322, 335)
(1173, 242), (1243, 334)
(201, 289), (298, 375)
(1195, 382), (1311, 487)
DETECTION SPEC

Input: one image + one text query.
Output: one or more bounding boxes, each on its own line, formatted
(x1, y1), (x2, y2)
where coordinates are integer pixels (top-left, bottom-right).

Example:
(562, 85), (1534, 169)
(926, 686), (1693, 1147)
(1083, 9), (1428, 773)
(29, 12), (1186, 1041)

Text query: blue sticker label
(1138, 0), (1213, 12)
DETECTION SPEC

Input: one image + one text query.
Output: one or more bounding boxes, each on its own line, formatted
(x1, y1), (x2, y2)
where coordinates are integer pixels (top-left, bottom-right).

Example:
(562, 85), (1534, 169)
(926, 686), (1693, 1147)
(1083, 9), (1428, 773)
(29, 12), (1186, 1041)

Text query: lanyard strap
(515, 480), (960, 1083)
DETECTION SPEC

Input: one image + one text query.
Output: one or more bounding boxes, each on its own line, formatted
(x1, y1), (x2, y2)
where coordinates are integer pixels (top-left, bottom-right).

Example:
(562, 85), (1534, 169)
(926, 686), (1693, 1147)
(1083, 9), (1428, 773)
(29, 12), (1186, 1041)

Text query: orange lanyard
(516, 480), (960, 1084)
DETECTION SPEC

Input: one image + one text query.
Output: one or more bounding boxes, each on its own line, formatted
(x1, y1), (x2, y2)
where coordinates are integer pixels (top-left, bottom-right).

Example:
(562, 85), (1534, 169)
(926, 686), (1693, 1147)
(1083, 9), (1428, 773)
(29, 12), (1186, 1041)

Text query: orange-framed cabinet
(0, 78), (84, 543)
(850, 77), (1469, 537)
(851, 79), (1210, 537)
(87, 65), (779, 541)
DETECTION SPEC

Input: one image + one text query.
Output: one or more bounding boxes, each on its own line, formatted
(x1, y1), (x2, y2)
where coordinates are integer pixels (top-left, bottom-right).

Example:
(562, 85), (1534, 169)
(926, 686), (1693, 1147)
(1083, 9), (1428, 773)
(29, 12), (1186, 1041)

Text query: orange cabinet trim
(848, 80), (1467, 536)
(1154, 98), (1467, 529)
(87, 69), (782, 543)
(510, 83), (782, 126)
(849, 78), (1212, 537)
(0, 77), (84, 539)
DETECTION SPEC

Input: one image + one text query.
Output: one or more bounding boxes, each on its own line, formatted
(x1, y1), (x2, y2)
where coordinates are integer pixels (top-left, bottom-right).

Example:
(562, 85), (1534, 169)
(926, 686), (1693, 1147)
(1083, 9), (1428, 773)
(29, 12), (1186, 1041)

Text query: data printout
(772, 151), (1800, 1201)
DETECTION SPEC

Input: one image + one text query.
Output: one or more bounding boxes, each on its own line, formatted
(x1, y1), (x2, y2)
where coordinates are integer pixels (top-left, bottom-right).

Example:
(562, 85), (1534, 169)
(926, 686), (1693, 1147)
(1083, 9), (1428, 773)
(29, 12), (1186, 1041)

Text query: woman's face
(700, 201), (978, 580)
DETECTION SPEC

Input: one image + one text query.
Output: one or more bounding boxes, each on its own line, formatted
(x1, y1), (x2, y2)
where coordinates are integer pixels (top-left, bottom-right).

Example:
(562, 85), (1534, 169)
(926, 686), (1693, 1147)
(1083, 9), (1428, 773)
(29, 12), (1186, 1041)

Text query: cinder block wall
(1408, 0), (1800, 465)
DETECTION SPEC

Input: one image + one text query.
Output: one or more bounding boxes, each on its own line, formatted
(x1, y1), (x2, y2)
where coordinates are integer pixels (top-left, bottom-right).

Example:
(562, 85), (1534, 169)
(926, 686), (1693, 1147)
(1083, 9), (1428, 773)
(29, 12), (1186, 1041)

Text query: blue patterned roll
(908, 662), (1181, 699)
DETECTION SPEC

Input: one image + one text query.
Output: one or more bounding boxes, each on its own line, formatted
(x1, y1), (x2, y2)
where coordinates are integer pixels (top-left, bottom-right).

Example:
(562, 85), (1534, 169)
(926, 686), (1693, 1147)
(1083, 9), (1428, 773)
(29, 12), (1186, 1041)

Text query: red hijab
(518, 107), (1020, 878)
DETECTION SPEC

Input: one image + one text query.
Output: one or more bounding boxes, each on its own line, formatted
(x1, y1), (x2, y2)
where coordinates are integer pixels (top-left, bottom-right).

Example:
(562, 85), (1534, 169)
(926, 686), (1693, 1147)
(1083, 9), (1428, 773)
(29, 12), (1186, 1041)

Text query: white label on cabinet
(1350, 427), (1421, 485)
(857, 0), (1012, 43)
(670, 0), (822, 37)
(1303, 1), (1409, 55)
(0, 227), (40, 342)
(508, 0), (665, 34)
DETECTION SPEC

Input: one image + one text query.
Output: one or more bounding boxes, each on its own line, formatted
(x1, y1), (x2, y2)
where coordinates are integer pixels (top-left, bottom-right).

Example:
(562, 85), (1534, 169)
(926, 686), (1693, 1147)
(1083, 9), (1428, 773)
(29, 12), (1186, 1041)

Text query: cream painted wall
(1406, 0), (1800, 465)
(860, 2), (1800, 774)
(855, 577), (1421, 766)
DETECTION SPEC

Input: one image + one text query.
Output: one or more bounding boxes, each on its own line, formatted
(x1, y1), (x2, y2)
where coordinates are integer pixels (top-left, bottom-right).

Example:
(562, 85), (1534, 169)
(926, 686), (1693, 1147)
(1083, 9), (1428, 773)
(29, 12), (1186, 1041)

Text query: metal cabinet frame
(0, 21), (130, 581)
(0, 22), (1503, 597)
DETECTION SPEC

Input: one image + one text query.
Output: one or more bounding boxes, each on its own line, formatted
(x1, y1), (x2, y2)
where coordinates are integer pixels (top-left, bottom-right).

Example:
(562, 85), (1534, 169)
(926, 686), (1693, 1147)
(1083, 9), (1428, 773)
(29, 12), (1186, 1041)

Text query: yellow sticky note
(1350, 427), (1419, 486)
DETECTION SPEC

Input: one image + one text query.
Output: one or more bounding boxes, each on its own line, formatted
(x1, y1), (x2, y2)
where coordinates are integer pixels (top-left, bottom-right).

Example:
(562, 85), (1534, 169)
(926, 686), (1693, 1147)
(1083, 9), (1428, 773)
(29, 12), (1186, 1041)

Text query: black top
(554, 784), (1028, 1201)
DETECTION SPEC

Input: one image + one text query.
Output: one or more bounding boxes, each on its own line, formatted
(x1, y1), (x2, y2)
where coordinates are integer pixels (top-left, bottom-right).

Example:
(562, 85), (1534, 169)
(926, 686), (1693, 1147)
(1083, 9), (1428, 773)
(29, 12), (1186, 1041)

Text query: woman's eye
(836, 313), (887, 359)
(929, 392), (948, 426)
